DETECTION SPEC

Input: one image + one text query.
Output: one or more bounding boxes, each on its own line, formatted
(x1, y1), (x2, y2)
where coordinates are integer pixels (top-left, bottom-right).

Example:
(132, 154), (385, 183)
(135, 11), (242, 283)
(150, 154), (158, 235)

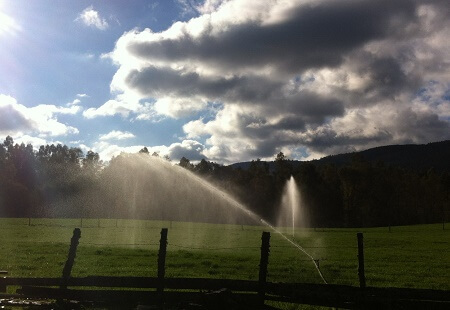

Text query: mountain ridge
(229, 140), (450, 172)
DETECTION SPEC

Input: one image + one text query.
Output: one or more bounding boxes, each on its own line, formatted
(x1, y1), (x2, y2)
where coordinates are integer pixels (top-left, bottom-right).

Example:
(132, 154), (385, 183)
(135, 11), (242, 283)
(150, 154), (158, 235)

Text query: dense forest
(0, 136), (448, 227)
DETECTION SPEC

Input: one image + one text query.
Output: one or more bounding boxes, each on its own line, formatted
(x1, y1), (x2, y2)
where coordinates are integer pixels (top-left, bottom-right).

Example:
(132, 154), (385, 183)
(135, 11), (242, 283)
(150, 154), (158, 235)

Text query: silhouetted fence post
(157, 228), (168, 303)
(443, 208), (446, 230)
(258, 231), (270, 306)
(0, 270), (7, 292)
(60, 228), (81, 290)
(357, 232), (366, 288)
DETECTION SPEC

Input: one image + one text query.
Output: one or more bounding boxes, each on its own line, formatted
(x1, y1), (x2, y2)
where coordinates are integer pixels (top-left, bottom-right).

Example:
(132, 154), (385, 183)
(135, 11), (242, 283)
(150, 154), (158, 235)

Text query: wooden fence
(1, 228), (449, 309)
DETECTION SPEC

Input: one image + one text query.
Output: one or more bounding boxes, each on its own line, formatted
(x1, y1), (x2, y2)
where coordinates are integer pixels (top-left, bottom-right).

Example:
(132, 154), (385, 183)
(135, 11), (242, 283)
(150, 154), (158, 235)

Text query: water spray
(185, 169), (328, 284)
(260, 219), (328, 284)
(128, 155), (328, 284)
(174, 163), (328, 284)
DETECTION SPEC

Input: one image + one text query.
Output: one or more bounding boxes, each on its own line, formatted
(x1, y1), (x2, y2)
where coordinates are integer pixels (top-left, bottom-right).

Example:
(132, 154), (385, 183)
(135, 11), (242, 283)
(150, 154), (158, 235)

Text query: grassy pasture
(0, 218), (448, 291)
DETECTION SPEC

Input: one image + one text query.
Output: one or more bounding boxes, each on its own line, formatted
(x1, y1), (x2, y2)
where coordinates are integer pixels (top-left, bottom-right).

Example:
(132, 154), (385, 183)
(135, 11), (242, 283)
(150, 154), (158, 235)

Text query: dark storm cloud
(354, 56), (423, 101)
(126, 66), (344, 123)
(108, 0), (449, 162)
(272, 116), (306, 131)
(125, 65), (295, 102)
(395, 109), (450, 142)
(126, 67), (205, 97)
(278, 93), (345, 123)
(299, 108), (450, 154)
(126, 66), (262, 98)
(129, 0), (416, 73)
(300, 128), (393, 154)
(366, 58), (412, 96)
(0, 104), (33, 132)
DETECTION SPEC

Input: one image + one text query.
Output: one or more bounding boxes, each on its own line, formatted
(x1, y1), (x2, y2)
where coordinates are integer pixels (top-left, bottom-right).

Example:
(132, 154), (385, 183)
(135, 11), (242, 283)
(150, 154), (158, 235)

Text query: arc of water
(260, 219), (328, 284)
(177, 164), (328, 284)
(137, 157), (327, 284)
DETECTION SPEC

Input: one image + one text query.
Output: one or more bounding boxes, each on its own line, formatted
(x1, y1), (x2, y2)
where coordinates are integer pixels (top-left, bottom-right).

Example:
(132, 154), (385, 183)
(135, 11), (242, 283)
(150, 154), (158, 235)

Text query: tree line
(0, 136), (448, 227)
(179, 152), (449, 227)
(0, 136), (102, 218)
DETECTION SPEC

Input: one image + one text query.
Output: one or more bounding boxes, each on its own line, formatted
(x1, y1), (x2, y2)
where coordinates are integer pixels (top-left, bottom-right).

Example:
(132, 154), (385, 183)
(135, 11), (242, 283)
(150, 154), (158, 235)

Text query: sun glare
(0, 7), (20, 36)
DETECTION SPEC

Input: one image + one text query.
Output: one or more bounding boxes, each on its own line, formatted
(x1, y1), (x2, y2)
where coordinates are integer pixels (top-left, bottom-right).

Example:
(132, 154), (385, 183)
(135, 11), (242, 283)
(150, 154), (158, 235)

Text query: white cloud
(176, 0), (202, 16)
(77, 93), (89, 98)
(135, 101), (164, 121)
(196, 0), (227, 14)
(14, 135), (60, 149)
(183, 104), (283, 163)
(99, 130), (135, 141)
(67, 99), (81, 106)
(183, 119), (206, 139)
(31, 104), (80, 117)
(85, 138), (207, 163)
(90, 141), (144, 162)
(166, 139), (205, 161)
(76, 6), (109, 30)
(83, 99), (138, 119)
(0, 94), (79, 137)
(153, 97), (207, 118)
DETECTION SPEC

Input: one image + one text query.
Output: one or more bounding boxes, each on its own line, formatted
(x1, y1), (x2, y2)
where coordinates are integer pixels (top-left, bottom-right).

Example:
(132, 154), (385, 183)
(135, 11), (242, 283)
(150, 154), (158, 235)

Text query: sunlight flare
(0, 8), (20, 36)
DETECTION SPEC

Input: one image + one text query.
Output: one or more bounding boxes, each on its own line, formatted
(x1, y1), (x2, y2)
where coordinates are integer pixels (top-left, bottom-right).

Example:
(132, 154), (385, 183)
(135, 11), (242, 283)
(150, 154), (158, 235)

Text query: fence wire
(169, 243), (260, 251)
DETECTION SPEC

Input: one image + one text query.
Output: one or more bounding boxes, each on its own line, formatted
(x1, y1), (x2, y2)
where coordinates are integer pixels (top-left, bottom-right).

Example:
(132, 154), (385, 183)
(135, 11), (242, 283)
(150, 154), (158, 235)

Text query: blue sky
(1, 0), (449, 164)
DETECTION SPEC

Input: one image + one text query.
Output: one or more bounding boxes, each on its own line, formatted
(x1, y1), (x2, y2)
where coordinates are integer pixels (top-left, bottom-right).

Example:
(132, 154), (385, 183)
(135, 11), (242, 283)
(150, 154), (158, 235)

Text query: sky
(0, 0), (449, 164)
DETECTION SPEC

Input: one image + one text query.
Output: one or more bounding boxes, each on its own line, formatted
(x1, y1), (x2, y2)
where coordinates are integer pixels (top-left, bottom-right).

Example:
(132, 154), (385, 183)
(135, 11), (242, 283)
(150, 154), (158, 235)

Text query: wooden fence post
(60, 228), (81, 289)
(357, 232), (366, 289)
(0, 270), (7, 292)
(258, 231), (270, 306)
(157, 228), (168, 302)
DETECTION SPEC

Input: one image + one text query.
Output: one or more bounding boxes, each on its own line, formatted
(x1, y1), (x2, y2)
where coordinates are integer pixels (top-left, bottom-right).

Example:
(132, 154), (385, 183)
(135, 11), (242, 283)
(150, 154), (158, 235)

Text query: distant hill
(230, 140), (450, 172)
(315, 140), (450, 172)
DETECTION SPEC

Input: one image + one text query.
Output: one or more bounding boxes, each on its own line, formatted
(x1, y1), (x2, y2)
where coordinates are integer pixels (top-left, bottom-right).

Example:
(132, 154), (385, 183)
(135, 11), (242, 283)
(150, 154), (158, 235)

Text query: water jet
(278, 176), (305, 237)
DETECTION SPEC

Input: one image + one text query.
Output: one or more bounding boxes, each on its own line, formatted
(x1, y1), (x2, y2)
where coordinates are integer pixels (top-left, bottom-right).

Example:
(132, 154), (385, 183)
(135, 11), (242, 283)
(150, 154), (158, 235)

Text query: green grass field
(0, 218), (449, 291)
